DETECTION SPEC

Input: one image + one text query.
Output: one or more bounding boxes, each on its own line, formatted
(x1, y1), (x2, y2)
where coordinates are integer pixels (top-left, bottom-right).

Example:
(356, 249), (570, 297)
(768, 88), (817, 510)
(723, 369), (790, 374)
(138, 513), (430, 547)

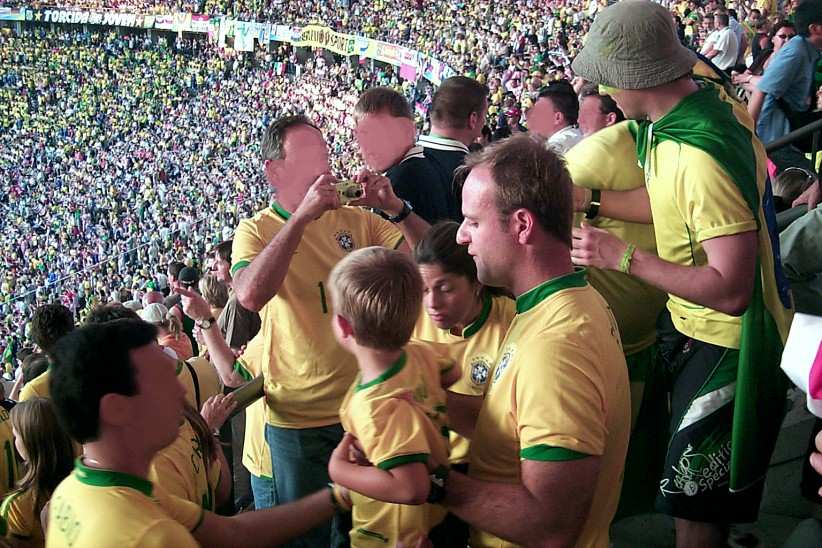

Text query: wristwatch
(426, 465), (450, 504)
(196, 317), (216, 330)
(386, 199), (413, 224)
(585, 189), (601, 220)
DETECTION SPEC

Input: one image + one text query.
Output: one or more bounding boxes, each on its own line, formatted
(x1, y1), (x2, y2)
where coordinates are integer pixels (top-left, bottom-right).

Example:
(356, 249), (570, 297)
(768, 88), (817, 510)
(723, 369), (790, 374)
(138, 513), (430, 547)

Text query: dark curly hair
(29, 305), (75, 358)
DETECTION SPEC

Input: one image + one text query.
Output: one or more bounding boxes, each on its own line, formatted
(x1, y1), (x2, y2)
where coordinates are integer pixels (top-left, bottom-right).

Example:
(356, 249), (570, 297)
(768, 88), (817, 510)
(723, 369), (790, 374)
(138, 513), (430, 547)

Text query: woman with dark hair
(733, 21), (797, 92)
(412, 221), (515, 466)
(411, 221), (516, 547)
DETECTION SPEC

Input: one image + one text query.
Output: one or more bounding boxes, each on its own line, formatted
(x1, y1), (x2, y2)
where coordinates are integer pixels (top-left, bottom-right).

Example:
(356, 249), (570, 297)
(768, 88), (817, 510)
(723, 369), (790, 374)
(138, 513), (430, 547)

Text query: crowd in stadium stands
(2, 0), (822, 546)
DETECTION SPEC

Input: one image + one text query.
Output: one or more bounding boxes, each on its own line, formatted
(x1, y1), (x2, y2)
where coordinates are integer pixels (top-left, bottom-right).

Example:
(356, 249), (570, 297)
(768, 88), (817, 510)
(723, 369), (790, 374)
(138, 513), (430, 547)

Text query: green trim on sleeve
(234, 361), (253, 382)
(515, 269), (588, 314)
(356, 352), (406, 391)
(376, 453), (429, 470)
(392, 236), (406, 250)
(175, 361), (184, 376)
(0, 513), (7, 537)
(230, 260), (250, 275)
(74, 458), (153, 497)
(520, 445), (591, 462)
(0, 490), (23, 518)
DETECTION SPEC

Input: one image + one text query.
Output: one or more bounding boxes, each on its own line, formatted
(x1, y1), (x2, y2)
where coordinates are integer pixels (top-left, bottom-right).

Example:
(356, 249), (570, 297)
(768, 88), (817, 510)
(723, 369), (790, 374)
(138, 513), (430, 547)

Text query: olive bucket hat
(571, 0), (698, 90)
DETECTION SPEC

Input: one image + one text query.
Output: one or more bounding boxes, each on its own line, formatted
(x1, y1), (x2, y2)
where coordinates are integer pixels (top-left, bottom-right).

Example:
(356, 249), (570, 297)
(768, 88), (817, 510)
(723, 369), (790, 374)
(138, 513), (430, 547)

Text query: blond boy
(327, 247), (459, 547)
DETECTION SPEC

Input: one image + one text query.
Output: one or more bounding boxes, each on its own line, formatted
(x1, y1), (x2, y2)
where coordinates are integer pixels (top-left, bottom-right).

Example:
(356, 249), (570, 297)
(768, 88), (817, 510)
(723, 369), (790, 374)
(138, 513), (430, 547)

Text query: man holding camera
(230, 115), (429, 547)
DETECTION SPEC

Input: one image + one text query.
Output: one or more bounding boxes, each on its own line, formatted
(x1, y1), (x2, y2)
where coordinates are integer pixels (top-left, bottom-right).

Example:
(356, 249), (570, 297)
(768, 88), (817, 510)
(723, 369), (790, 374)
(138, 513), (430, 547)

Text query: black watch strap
(387, 200), (413, 223)
(585, 189), (601, 220)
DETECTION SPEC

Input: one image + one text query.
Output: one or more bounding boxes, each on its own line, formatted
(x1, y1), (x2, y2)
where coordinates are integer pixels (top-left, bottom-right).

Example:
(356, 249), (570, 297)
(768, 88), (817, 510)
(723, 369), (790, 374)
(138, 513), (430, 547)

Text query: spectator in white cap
(139, 303), (194, 361)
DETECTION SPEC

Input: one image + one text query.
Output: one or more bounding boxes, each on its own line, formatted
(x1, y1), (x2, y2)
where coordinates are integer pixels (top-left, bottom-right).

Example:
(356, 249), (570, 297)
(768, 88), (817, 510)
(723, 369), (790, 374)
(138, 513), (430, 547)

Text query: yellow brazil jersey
(565, 122), (668, 356)
(411, 293), (515, 464)
(0, 489), (42, 544)
(339, 343), (450, 547)
(235, 334), (272, 479)
(231, 203), (403, 428)
(468, 270), (631, 548)
(177, 356), (223, 410)
(19, 369), (50, 401)
(149, 419), (221, 511)
(47, 460), (199, 548)
(643, 82), (791, 348)
(0, 408), (17, 499)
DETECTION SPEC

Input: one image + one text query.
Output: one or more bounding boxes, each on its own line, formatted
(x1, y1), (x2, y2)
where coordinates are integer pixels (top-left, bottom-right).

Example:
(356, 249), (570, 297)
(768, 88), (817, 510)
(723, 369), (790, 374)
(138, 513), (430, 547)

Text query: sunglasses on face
(776, 34), (795, 39)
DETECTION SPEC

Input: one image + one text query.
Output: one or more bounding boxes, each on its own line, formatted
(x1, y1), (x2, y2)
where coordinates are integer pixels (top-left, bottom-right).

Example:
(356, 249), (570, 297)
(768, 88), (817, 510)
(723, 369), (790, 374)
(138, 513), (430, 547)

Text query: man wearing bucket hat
(570, 1), (793, 547)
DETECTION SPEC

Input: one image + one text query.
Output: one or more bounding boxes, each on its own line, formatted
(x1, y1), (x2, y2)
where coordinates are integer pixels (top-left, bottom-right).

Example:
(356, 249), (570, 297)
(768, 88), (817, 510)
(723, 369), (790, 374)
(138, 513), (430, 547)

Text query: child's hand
(329, 432), (356, 482)
(348, 436), (372, 466)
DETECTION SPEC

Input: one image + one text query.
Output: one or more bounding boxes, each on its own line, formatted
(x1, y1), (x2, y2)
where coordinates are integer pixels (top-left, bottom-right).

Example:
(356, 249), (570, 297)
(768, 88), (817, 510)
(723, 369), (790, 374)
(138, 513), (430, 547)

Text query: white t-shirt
(702, 27), (739, 70)
(548, 125), (584, 154)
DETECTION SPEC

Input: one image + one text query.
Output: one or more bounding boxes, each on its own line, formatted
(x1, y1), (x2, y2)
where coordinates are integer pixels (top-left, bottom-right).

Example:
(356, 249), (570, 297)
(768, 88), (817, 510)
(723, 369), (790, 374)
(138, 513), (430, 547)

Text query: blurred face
(418, 263), (481, 331)
(578, 95), (610, 136)
(128, 343), (186, 452)
(355, 112), (416, 172)
(457, 166), (516, 289)
(772, 27), (796, 51)
(525, 97), (561, 138)
(265, 124), (330, 199)
(210, 255), (231, 284)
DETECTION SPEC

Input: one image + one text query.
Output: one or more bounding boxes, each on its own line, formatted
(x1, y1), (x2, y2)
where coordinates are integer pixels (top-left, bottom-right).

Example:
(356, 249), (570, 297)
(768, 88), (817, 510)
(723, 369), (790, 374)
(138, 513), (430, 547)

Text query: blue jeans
(250, 474), (275, 510)
(265, 423), (348, 548)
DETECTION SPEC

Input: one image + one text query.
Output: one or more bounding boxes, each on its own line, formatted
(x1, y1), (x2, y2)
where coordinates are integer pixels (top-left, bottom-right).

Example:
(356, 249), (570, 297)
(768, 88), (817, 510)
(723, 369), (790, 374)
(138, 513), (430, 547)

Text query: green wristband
(619, 243), (637, 274)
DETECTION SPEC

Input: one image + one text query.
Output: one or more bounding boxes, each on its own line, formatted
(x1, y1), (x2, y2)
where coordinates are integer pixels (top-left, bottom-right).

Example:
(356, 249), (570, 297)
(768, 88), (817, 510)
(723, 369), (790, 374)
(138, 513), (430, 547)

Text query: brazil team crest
(334, 230), (355, 252)
(492, 346), (515, 384)
(469, 356), (491, 386)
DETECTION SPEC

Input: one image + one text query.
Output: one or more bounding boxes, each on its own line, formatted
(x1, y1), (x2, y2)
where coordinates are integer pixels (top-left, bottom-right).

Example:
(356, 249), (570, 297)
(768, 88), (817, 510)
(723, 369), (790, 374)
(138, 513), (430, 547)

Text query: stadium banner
(0, 7), (27, 21)
(234, 20), (256, 52)
(289, 25), (358, 57)
(25, 8), (155, 28)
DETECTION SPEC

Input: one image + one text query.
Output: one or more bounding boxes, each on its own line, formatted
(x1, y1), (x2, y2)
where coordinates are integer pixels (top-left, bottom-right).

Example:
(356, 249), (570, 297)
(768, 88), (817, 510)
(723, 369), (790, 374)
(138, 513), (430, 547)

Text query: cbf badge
(469, 356), (491, 386)
(334, 230), (355, 252)
(492, 346), (515, 384)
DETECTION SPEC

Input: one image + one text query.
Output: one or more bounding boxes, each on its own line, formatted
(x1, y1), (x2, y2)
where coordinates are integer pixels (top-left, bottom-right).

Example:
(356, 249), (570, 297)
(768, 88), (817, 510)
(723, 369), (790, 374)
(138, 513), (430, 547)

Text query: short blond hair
(199, 274), (229, 309)
(328, 247), (422, 350)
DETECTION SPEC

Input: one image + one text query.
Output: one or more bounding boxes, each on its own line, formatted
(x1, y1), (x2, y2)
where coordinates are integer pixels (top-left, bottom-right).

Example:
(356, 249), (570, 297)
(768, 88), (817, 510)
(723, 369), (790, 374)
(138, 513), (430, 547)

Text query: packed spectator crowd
(1, 0), (822, 546)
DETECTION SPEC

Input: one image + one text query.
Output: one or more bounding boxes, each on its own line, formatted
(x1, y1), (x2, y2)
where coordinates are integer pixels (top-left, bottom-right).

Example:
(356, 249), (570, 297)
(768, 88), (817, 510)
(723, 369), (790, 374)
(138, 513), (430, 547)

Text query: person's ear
(605, 112), (617, 126)
(335, 313), (354, 339)
(99, 393), (133, 429)
(510, 208), (536, 245)
(263, 158), (283, 184)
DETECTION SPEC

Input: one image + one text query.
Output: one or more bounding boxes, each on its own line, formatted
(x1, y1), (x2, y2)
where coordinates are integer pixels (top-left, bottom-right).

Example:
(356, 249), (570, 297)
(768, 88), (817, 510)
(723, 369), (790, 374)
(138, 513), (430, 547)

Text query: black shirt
(385, 134), (469, 223)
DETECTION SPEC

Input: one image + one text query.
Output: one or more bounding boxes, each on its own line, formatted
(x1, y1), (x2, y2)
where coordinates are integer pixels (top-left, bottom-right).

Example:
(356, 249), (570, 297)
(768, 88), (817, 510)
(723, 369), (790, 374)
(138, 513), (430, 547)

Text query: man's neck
(646, 78), (700, 122)
(82, 438), (154, 480)
(509, 246), (575, 298)
(428, 126), (472, 147)
(352, 346), (404, 385)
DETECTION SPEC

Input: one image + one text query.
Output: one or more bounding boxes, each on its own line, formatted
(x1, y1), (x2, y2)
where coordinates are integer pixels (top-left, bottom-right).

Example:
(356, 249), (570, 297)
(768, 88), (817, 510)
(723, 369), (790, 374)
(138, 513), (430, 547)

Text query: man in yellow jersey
(570, 2), (793, 546)
(231, 115), (431, 546)
(434, 134), (631, 547)
(19, 304), (75, 402)
(47, 319), (349, 548)
(565, 122), (669, 517)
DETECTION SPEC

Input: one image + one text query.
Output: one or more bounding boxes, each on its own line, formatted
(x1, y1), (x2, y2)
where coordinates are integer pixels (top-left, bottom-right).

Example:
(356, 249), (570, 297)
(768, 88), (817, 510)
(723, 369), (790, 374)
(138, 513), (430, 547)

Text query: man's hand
(571, 223), (630, 271)
(178, 286), (212, 321)
(351, 168), (404, 216)
(793, 180), (821, 211)
(293, 174), (340, 223)
(200, 393), (238, 432)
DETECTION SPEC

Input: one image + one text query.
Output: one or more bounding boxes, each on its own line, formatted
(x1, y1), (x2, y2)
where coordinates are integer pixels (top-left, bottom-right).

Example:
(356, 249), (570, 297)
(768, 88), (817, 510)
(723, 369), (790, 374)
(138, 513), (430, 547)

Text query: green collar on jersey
(73, 458), (153, 498)
(515, 269), (587, 315)
(461, 293), (492, 338)
(356, 351), (406, 391)
(270, 201), (291, 221)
